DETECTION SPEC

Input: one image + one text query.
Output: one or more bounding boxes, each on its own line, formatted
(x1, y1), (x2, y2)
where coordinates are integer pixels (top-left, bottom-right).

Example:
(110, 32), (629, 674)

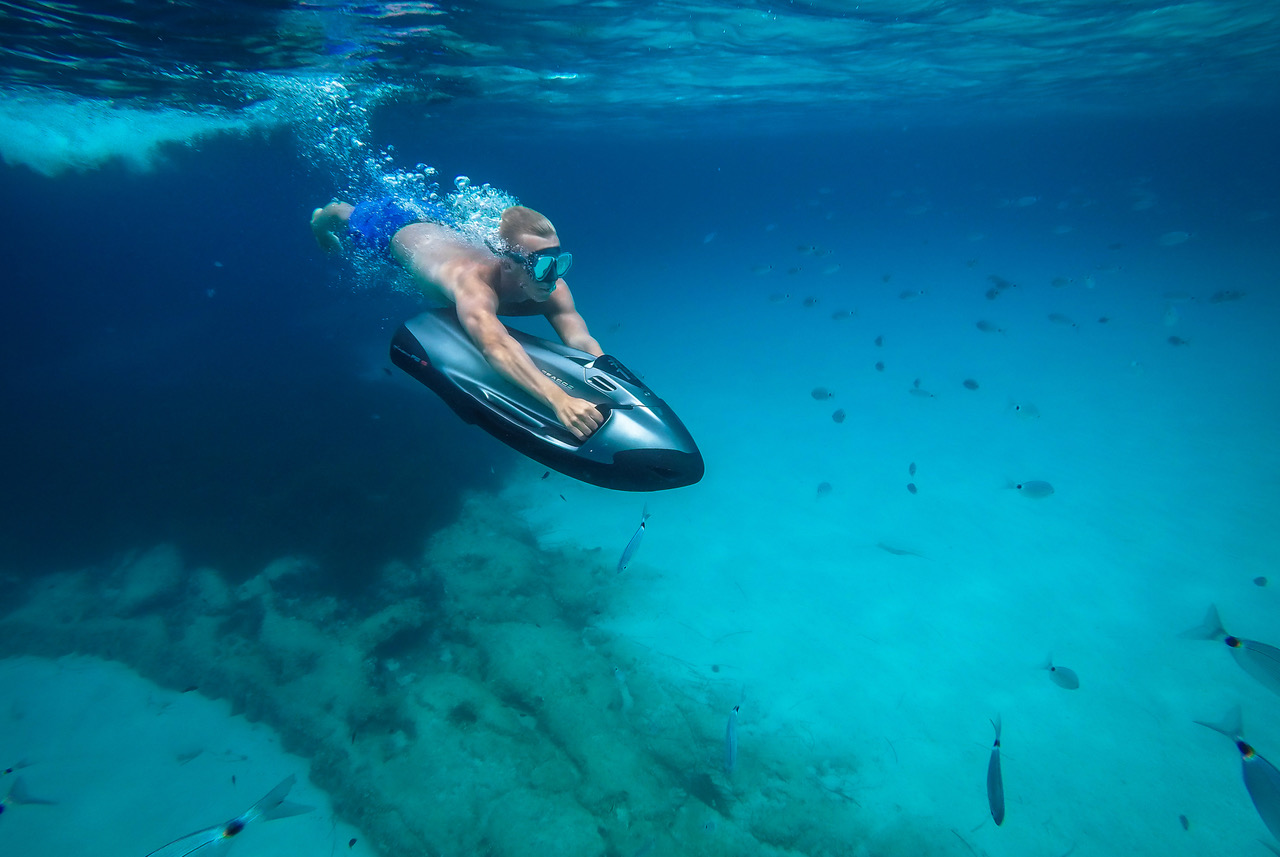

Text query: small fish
(1178, 814), (1188, 831)
(0, 777), (55, 817)
(1256, 577), (1269, 587)
(1043, 656), (1080, 689)
(1158, 230), (1190, 246)
(767, 292), (789, 302)
(803, 296), (820, 307)
(811, 387), (834, 400)
(724, 705), (739, 774)
(877, 542), (925, 558)
(908, 462), (917, 476)
(1009, 400), (1040, 419)
(1009, 480), (1055, 498)
(976, 320), (1004, 334)
(832, 409), (846, 423)
(540, 471), (549, 480)
(1195, 706), (1280, 842)
(908, 388), (936, 399)
(751, 264), (773, 275)
(1209, 289), (1246, 303)
(1181, 605), (1280, 697)
(143, 775), (312, 857)
(988, 274), (1017, 291)
(2, 761), (31, 777)
(816, 481), (833, 497)
(830, 309), (855, 320)
(874, 361), (885, 372)
(984, 287), (1000, 300)
(1050, 277), (1073, 288)
(176, 750), (203, 766)
(1048, 312), (1078, 328)
(874, 335), (884, 347)
(616, 505), (651, 573)
(987, 716), (1005, 826)
(906, 483), (917, 494)
(962, 379), (979, 390)
(899, 289), (925, 301)
(1167, 335), (1191, 346)
(613, 666), (634, 712)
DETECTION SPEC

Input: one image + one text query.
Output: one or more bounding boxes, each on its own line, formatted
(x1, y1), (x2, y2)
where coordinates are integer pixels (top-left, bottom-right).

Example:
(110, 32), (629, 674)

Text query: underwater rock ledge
(0, 491), (929, 857)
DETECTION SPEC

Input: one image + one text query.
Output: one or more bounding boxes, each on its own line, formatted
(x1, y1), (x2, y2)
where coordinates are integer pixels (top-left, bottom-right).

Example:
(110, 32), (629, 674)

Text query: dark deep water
(0, 134), (506, 587)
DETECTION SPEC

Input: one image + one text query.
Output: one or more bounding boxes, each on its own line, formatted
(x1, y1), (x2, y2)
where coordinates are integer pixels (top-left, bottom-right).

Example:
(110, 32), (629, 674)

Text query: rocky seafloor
(0, 491), (939, 857)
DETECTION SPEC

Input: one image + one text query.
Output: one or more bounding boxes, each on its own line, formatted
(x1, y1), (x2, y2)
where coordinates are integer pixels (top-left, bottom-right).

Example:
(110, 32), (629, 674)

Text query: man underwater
(310, 197), (604, 439)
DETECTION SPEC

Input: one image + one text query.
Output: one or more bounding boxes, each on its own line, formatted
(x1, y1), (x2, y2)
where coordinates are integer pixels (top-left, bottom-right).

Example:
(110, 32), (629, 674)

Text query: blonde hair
(498, 205), (557, 246)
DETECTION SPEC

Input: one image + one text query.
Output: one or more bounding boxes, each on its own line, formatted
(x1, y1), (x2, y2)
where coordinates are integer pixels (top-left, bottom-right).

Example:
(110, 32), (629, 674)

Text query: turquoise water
(1, 3), (1279, 856)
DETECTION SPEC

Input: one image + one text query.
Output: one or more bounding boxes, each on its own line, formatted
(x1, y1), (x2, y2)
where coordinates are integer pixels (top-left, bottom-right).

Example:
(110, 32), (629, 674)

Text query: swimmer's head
(495, 206), (570, 301)
(499, 205), (556, 246)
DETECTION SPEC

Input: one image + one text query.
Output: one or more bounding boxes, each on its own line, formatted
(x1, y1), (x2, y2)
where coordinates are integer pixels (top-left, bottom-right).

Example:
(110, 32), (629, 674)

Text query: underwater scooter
(390, 309), (704, 491)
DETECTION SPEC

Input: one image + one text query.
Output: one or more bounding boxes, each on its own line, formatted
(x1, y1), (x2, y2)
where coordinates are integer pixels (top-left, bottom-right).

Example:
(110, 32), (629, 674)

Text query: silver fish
(1182, 605), (1280, 697)
(1009, 400), (1041, 419)
(987, 715), (1005, 826)
(1196, 706), (1280, 842)
(1209, 289), (1246, 303)
(724, 705), (739, 774)
(1043, 656), (1080, 689)
(616, 505), (651, 573)
(0, 777), (55, 816)
(144, 775), (313, 857)
(1009, 480), (1055, 498)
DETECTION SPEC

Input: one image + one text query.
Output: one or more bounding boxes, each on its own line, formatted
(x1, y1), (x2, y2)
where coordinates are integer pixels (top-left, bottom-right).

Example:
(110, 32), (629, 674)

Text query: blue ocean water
(1, 3), (1279, 856)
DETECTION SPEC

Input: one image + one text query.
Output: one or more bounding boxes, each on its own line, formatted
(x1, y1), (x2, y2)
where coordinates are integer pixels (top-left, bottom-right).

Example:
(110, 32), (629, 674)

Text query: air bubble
(454, 175), (470, 191)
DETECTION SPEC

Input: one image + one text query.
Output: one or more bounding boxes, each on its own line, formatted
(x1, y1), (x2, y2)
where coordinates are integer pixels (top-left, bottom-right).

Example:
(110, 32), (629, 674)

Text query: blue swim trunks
(347, 197), (457, 257)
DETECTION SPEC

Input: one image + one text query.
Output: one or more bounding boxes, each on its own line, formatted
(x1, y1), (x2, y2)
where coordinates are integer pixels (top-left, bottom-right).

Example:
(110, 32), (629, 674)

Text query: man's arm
(311, 202), (353, 252)
(545, 283), (603, 357)
(455, 289), (603, 440)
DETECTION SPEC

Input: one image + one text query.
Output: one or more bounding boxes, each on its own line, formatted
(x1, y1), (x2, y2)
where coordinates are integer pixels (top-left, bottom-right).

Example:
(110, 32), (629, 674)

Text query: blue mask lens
(531, 251), (572, 283)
